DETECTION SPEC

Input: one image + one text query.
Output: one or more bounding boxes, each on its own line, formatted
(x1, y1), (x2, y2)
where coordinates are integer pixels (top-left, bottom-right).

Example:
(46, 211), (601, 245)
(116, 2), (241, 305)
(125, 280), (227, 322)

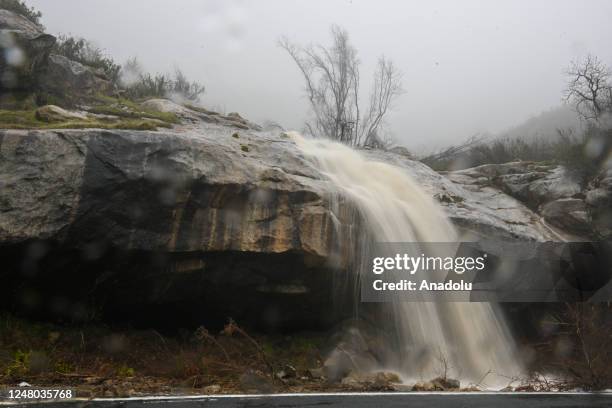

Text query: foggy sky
(29, 0), (612, 150)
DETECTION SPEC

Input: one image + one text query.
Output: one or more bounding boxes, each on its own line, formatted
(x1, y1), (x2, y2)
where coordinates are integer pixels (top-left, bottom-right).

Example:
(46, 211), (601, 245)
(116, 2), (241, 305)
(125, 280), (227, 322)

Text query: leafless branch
(564, 55), (612, 122)
(279, 25), (402, 147)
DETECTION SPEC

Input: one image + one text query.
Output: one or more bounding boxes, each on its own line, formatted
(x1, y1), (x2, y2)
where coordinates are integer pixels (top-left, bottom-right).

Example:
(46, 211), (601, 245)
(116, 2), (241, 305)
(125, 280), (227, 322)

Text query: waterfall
(292, 133), (523, 389)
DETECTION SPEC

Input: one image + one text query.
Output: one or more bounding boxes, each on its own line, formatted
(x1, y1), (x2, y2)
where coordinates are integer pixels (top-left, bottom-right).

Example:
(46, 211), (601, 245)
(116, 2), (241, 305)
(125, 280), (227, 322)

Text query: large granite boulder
(0, 125), (344, 328)
(364, 151), (560, 241)
(447, 161), (582, 209)
(142, 99), (263, 130)
(445, 160), (611, 239)
(0, 9), (55, 91)
(38, 54), (114, 101)
(541, 198), (591, 234)
(0, 105), (605, 328)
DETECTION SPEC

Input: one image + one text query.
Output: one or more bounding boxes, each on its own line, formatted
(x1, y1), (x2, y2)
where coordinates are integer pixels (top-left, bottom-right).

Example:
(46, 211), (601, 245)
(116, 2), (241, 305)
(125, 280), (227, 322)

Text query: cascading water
(292, 132), (523, 389)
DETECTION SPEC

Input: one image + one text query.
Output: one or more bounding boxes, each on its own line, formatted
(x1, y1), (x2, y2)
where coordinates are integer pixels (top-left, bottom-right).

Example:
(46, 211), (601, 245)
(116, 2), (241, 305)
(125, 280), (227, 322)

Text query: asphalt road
(4, 393), (612, 408)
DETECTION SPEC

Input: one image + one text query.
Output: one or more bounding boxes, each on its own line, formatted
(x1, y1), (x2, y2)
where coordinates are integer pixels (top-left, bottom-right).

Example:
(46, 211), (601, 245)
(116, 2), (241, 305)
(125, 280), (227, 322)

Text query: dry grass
(0, 314), (328, 397)
(519, 303), (612, 391)
(0, 109), (173, 131)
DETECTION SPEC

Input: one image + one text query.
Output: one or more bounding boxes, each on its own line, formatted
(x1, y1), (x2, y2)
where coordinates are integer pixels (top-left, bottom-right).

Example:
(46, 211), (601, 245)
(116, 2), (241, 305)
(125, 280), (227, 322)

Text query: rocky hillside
(1, 97), (610, 329)
(0, 9), (109, 101)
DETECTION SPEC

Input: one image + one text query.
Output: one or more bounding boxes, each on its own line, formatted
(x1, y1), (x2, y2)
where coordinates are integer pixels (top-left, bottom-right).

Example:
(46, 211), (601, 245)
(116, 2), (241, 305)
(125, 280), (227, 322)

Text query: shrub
(0, 0), (42, 26)
(5, 349), (31, 377)
(52, 35), (121, 84)
(171, 69), (205, 102)
(123, 72), (172, 100)
(116, 365), (135, 378)
(122, 59), (205, 103)
(545, 304), (612, 390)
(422, 127), (610, 183)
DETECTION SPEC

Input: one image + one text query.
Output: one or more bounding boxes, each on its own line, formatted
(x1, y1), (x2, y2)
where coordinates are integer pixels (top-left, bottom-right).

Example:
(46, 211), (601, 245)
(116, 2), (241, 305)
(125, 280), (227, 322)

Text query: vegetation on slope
(0, 0), (42, 26)
(0, 1), (204, 130)
(0, 104), (176, 131)
(0, 314), (331, 397)
(0, 111), (169, 131)
(421, 127), (610, 183)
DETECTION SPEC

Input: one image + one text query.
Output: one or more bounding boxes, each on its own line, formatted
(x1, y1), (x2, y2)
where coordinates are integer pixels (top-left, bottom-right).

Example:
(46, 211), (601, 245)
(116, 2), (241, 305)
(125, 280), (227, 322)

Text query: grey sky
(29, 0), (612, 150)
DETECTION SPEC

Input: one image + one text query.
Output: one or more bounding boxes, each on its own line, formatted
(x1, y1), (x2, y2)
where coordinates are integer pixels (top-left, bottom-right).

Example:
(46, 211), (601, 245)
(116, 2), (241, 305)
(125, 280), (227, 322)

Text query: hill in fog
(497, 105), (584, 141)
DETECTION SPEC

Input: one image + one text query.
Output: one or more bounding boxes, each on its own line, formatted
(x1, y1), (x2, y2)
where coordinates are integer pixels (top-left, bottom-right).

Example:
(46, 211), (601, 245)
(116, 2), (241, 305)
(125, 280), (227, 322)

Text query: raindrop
(5, 46), (25, 66)
(584, 135), (605, 158)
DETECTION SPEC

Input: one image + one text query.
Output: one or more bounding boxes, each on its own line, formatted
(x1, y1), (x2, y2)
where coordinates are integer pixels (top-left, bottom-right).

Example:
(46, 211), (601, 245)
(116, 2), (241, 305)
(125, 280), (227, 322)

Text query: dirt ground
(0, 314), (364, 398)
(2, 305), (611, 398)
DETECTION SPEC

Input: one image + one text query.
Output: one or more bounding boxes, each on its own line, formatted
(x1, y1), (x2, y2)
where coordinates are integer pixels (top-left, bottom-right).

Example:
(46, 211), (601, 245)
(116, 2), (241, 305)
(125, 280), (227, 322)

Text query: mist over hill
(496, 104), (584, 141)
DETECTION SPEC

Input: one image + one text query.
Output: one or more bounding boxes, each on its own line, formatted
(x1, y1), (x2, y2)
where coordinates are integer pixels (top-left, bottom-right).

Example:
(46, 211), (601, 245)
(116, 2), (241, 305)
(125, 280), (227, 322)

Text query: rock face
(0, 9), (112, 101)
(142, 99), (263, 131)
(0, 9), (56, 91)
(446, 161), (611, 239)
(38, 54), (114, 101)
(0, 122), (345, 328)
(0, 100), (610, 328)
(363, 150), (562, 241)
(541, 198), (591, 234)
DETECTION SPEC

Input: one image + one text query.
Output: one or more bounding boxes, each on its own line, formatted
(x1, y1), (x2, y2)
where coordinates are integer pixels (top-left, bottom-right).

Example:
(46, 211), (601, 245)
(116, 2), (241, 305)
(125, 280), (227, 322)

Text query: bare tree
(279, 25), (402, 146)
(564, 55), (612, 122)
(359, 57), (404, 146)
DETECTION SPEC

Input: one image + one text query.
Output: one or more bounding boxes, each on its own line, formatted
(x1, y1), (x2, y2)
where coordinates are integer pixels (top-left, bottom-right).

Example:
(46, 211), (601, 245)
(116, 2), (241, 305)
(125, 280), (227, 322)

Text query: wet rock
(322, 320), (388, 382)
(514, 384), (536, 392)
(35, 105), (88, 122)
(443, 160), (605, 238)
(225, 112), (262, 131)
(367, 151), (562, 241)
(0, 10), (55, 91)
(38, 54), (114, 101)
(0, 117), (603, 328)
(341, 371), (401, 390)
(412, 381), (436, 391)
(323, 348), (369, 383)
(239, 370), (274, 393)
(431, 376), (460, 390)
(307, 368), (325, 379)
(412, 377), (460, 391)
(203, 384), (221, 394)
(142, 99), (262, 130)
(388, 145), (413, 158)
(141, 99), (194, 119)
(448, 161), (581, 207)
(275, 364), (297, 380)
(541, 198), (591, 233)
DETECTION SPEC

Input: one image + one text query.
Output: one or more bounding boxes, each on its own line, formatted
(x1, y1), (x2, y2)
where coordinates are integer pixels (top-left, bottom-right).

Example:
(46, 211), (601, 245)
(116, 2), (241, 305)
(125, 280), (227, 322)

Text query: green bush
(422, 127), (610, 183)
(172, 69), (205, 102)
(5, 349), (31, 377)
(121, 58), (204, 102)
(0, 0), (42, 26)
(52, 35), (122, 84)
(123, 70), (205, 102)
(116, 365), (135, 378)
